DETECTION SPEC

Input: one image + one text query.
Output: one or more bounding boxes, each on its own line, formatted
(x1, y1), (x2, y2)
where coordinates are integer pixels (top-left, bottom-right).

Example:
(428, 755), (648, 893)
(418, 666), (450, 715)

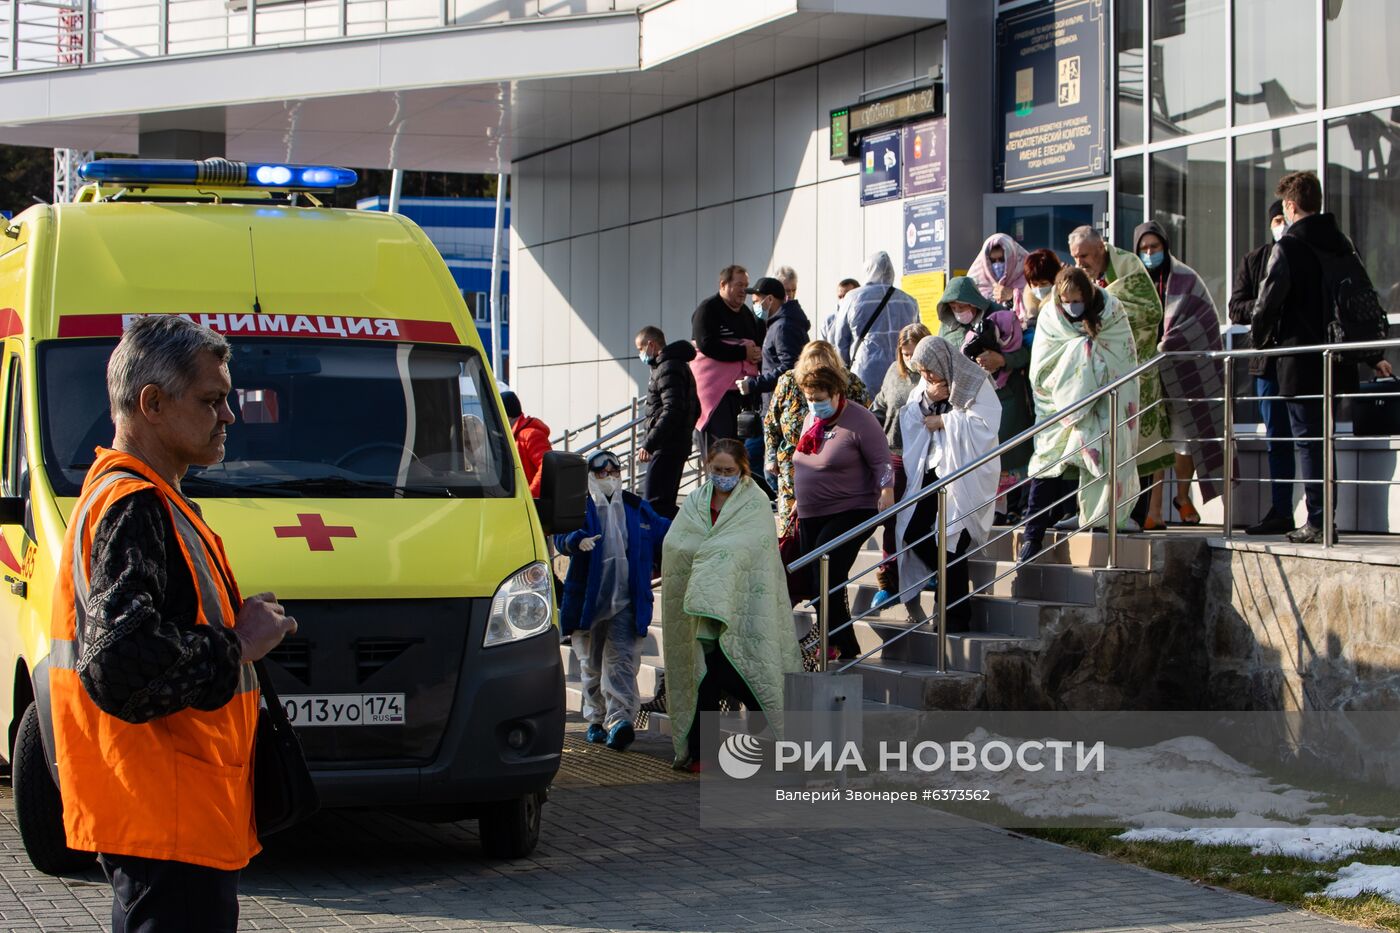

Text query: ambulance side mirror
(535, 452), (587, 535)
(0, 496), (23, 526)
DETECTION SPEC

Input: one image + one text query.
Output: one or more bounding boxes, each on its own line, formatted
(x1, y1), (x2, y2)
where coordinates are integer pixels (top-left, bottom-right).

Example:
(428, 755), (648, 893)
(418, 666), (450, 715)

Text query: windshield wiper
(248, 476), (455, 498)
(181, 474), (300, 497)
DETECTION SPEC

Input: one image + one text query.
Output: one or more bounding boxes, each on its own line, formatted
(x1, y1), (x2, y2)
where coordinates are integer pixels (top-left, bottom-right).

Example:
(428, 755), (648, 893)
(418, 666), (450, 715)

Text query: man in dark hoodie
(739, 274), (810, 495)
(1229, 200), (1298, 535)
(635, 326), (700, 519)
(1251, 171), (1393, 544)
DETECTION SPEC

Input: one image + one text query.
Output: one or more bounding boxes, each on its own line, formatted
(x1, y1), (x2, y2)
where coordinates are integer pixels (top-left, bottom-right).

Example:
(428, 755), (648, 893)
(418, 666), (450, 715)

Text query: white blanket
(895, 378), (1002, 604)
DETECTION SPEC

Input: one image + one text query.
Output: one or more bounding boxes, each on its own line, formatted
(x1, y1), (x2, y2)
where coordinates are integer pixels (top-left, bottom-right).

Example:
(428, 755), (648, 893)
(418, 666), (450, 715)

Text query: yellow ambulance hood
(187, 497), (539, 601)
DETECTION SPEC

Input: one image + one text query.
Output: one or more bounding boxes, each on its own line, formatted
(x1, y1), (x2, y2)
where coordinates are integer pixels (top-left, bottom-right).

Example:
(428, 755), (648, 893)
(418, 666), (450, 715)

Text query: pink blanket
(690, 340), (758, 432)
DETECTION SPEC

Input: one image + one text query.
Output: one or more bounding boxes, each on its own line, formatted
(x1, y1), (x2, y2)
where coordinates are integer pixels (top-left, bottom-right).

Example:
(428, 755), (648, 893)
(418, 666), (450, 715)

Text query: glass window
(1233, 124), (1317, 262)
(1233, 0), (1316, 125)
(1326, 0), (1400, 109)
(1116, 0), (1144, 146)
(1150, 139), (1228, 311)
(1149, 0), (1227, 141)
(1327, 108), (1400, 313)
(40, 339), (515, 499)
(1114, 155), (1145, 249)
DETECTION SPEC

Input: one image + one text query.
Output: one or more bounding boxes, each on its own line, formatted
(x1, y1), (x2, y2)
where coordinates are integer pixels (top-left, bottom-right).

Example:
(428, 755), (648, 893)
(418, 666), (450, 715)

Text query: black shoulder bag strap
(853, 286), (896, 362)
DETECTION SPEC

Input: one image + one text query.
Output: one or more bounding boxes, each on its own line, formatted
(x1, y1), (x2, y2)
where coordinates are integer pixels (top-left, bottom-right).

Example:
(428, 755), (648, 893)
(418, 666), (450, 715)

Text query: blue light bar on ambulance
(78, 158), (358, 190)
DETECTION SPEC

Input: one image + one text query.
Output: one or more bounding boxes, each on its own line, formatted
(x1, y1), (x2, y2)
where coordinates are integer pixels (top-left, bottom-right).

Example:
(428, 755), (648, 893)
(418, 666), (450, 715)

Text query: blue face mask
(753, 303), (766, 321)
(639, 350), (655, 365)
(990, 261), (1007, 280)
(1063, 301), (1087, 321)
(711, 473), (740, 492)
(1140, 250), (1165, 270)
(810, 399), (837, 420)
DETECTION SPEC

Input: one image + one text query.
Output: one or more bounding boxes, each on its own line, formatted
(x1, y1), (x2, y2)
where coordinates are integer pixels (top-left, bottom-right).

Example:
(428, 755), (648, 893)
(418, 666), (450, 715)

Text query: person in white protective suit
(554, 450), (671, 751)
(831, 251), (922, 393)
(895, 336), (1003, 631)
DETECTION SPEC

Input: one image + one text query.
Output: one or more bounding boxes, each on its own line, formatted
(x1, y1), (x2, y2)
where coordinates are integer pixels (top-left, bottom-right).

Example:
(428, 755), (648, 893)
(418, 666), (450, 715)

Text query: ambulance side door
(0, 350), (28, 739)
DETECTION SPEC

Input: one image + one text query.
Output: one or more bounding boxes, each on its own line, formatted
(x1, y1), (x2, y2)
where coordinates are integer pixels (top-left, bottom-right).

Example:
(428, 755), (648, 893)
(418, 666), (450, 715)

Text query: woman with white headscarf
(895, 337), (1002, 630)
(832, 251), (922, 392)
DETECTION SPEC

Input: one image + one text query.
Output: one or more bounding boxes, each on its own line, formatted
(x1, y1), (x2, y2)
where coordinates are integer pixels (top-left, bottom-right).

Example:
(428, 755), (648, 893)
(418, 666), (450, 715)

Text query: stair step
(968, 560), (1099, 604)
(849, 657), (984, 710)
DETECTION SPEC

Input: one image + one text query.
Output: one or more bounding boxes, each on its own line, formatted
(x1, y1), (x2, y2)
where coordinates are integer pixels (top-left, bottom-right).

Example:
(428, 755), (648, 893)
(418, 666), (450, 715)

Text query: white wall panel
(569, 234), (602, 429)
(661, 212), (699, 342)
(732, 81), (774, 199)
(696, 203), (735, 293)
(543, 146), (571, 243)
(862, 197), (905, 285)
(696, 93), (735, 208)
(513, 154), (545, 246)
(570, 137), (600, 237)
(773, 67), (818, 193)
(597, 227), (632, 356)
(772, 185), (817, 302)
(540, 240), (571, 366)
(815, 174), (863, 331)
(733, 195), (774, 284)
(816, 52), (862, 183)
(864, 33), (916, 93)
(629, 220), (663, 361)
(598, 127), (630, 230)
(662, 106), (698, 215)
(914, 25), (945, 82)
(629, 116), (663, 222)
(509, 238), (543, 370)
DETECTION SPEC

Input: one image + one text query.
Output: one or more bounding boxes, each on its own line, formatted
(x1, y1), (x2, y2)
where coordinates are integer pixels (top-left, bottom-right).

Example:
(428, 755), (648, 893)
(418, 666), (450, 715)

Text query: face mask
(810, 399), (837, 420)
(1063, 301), (1086, 321)
(953, 308), (978, 326)
(1273, 223), (1288, 242)
(639, 350), (655, 365)
(1033, 285), (1053, 300)
(754, 303), (766, 321)
(1140, 250), (1164, 270)
(990, 261), (1006, 280)
(711, 473), (740, 493)
(591, 475), (620, 498)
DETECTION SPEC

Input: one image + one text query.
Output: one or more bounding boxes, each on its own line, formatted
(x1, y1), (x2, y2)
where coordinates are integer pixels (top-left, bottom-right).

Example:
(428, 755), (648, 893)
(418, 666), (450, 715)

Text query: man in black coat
(1229, 200), (1298, 535)
(1251, 171), (1393, 543)
(635, 325), (699, 520)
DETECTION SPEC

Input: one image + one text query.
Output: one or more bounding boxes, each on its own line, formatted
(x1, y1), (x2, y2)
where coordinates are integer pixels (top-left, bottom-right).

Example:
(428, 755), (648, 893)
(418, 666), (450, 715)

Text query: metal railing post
(818, 555), (831, 673)
(9, 0), (19, 70)
(594, 413), (602, 447)
(628, 397), (639, 493)
(246, 0), (256, 46)
(1222, 356), (1235, 538)
(562, 430), (570, 453)
(158, 0), (168, 55)
(936, 487), (948, 674)
(1323, 349), (1335, 548)
(1107, 389), (1119, 569)
(339, 0), (347, 35)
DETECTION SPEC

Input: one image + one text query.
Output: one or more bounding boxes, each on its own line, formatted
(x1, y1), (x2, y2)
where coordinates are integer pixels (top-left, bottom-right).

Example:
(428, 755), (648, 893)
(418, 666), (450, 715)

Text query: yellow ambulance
(0, 158), (585, 873)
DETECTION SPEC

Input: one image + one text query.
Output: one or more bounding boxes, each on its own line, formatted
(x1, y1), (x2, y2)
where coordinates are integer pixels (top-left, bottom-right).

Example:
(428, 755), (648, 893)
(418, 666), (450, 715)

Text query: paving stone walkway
(0, 728), (1358, 932)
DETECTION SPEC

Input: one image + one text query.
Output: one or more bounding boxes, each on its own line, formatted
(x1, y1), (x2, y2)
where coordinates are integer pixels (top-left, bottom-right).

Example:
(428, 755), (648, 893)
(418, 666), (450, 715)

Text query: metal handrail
(792, 335), (1400, 674)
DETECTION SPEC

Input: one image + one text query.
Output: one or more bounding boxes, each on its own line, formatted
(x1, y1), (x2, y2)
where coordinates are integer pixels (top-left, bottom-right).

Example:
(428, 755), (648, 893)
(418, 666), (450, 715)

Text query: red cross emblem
(274, 513), (357, 552)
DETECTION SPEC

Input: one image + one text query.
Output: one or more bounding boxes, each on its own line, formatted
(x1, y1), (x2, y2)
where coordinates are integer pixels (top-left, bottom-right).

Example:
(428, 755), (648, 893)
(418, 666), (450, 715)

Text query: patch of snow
(1323, 863), (1400, 903)
(1118, 827), (1400, 862)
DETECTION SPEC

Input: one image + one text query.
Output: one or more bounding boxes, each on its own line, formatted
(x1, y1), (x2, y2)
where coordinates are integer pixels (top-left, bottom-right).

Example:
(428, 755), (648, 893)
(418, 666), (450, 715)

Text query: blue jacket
(553, 491), (670, 636)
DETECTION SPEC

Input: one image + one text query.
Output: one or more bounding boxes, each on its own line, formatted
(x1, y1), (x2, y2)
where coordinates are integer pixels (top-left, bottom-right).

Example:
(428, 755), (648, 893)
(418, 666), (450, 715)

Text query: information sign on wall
(995, 0), (1107, 191)
(859, 129), (902, 205)
(901, 118), (947, 197)
(903, 195), (947, 276)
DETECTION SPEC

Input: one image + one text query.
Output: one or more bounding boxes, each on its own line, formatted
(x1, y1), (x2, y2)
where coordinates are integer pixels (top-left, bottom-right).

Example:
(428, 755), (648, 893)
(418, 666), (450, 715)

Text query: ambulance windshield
(40, 339), (516, 499)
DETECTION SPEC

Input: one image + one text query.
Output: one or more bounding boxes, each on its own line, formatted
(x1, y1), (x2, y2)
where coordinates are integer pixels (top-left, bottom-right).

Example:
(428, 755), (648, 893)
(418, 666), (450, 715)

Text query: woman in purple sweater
(793, 360), (895, 661)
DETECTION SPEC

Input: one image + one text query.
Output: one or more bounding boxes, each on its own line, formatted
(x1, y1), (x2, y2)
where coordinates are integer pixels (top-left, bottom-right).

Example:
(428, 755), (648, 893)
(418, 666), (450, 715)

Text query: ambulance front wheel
(13, 703), (95, 876)
(477, 790), (543, 859)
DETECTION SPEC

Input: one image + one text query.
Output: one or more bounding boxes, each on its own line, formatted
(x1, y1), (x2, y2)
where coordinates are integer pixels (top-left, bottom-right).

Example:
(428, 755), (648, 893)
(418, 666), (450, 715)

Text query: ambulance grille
(267, 638), (311, 685)
(356, 638), (419, 684)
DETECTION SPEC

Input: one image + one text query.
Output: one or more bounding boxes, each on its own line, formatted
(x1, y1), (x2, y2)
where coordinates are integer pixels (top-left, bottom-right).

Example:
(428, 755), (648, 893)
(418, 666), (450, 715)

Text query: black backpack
(1313, 245), (1387, 364)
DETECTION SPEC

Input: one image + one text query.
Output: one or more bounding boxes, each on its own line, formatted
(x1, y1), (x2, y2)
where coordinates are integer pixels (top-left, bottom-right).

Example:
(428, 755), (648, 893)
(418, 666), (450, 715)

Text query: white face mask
(1272, 222), (1288, 242)
(589, 475), (620, 498)
(953, 308), (977, 326)
(1033, 285), (1053, 300)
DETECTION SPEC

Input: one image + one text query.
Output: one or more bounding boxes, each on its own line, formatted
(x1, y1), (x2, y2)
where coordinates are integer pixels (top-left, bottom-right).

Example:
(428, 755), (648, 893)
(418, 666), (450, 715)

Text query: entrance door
(981, 191), (1108, 264)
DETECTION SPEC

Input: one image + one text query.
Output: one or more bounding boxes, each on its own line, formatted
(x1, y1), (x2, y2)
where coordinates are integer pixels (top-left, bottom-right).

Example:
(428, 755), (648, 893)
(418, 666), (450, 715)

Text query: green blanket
(1103, 244), (1173, 473)
(660, 478), (802, 763)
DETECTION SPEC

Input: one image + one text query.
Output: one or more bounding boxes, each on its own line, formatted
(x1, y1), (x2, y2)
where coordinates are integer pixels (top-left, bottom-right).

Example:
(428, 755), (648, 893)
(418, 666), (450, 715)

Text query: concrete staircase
(558, 526), (1160, 720)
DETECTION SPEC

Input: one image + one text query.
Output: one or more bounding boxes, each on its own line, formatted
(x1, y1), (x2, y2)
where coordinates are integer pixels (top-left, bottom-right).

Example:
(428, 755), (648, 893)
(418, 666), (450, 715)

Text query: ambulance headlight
(483, 562), (554, 647)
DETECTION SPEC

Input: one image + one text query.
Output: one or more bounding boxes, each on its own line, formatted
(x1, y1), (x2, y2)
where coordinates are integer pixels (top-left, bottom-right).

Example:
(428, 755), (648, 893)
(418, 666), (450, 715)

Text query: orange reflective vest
(49, 448), (260, 870)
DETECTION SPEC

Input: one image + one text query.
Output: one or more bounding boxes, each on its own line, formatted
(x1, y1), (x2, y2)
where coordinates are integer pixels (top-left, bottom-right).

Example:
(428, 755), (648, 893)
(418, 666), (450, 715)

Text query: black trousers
(703, 390), (743, 444)
(100, 853), (240, 933)
(903, 469), (973, 631)
(1024, 476), (1077, 545)
(688, 644), (763, 761)
(798, 508), (877, 659)
(643, 442), (691, 520)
